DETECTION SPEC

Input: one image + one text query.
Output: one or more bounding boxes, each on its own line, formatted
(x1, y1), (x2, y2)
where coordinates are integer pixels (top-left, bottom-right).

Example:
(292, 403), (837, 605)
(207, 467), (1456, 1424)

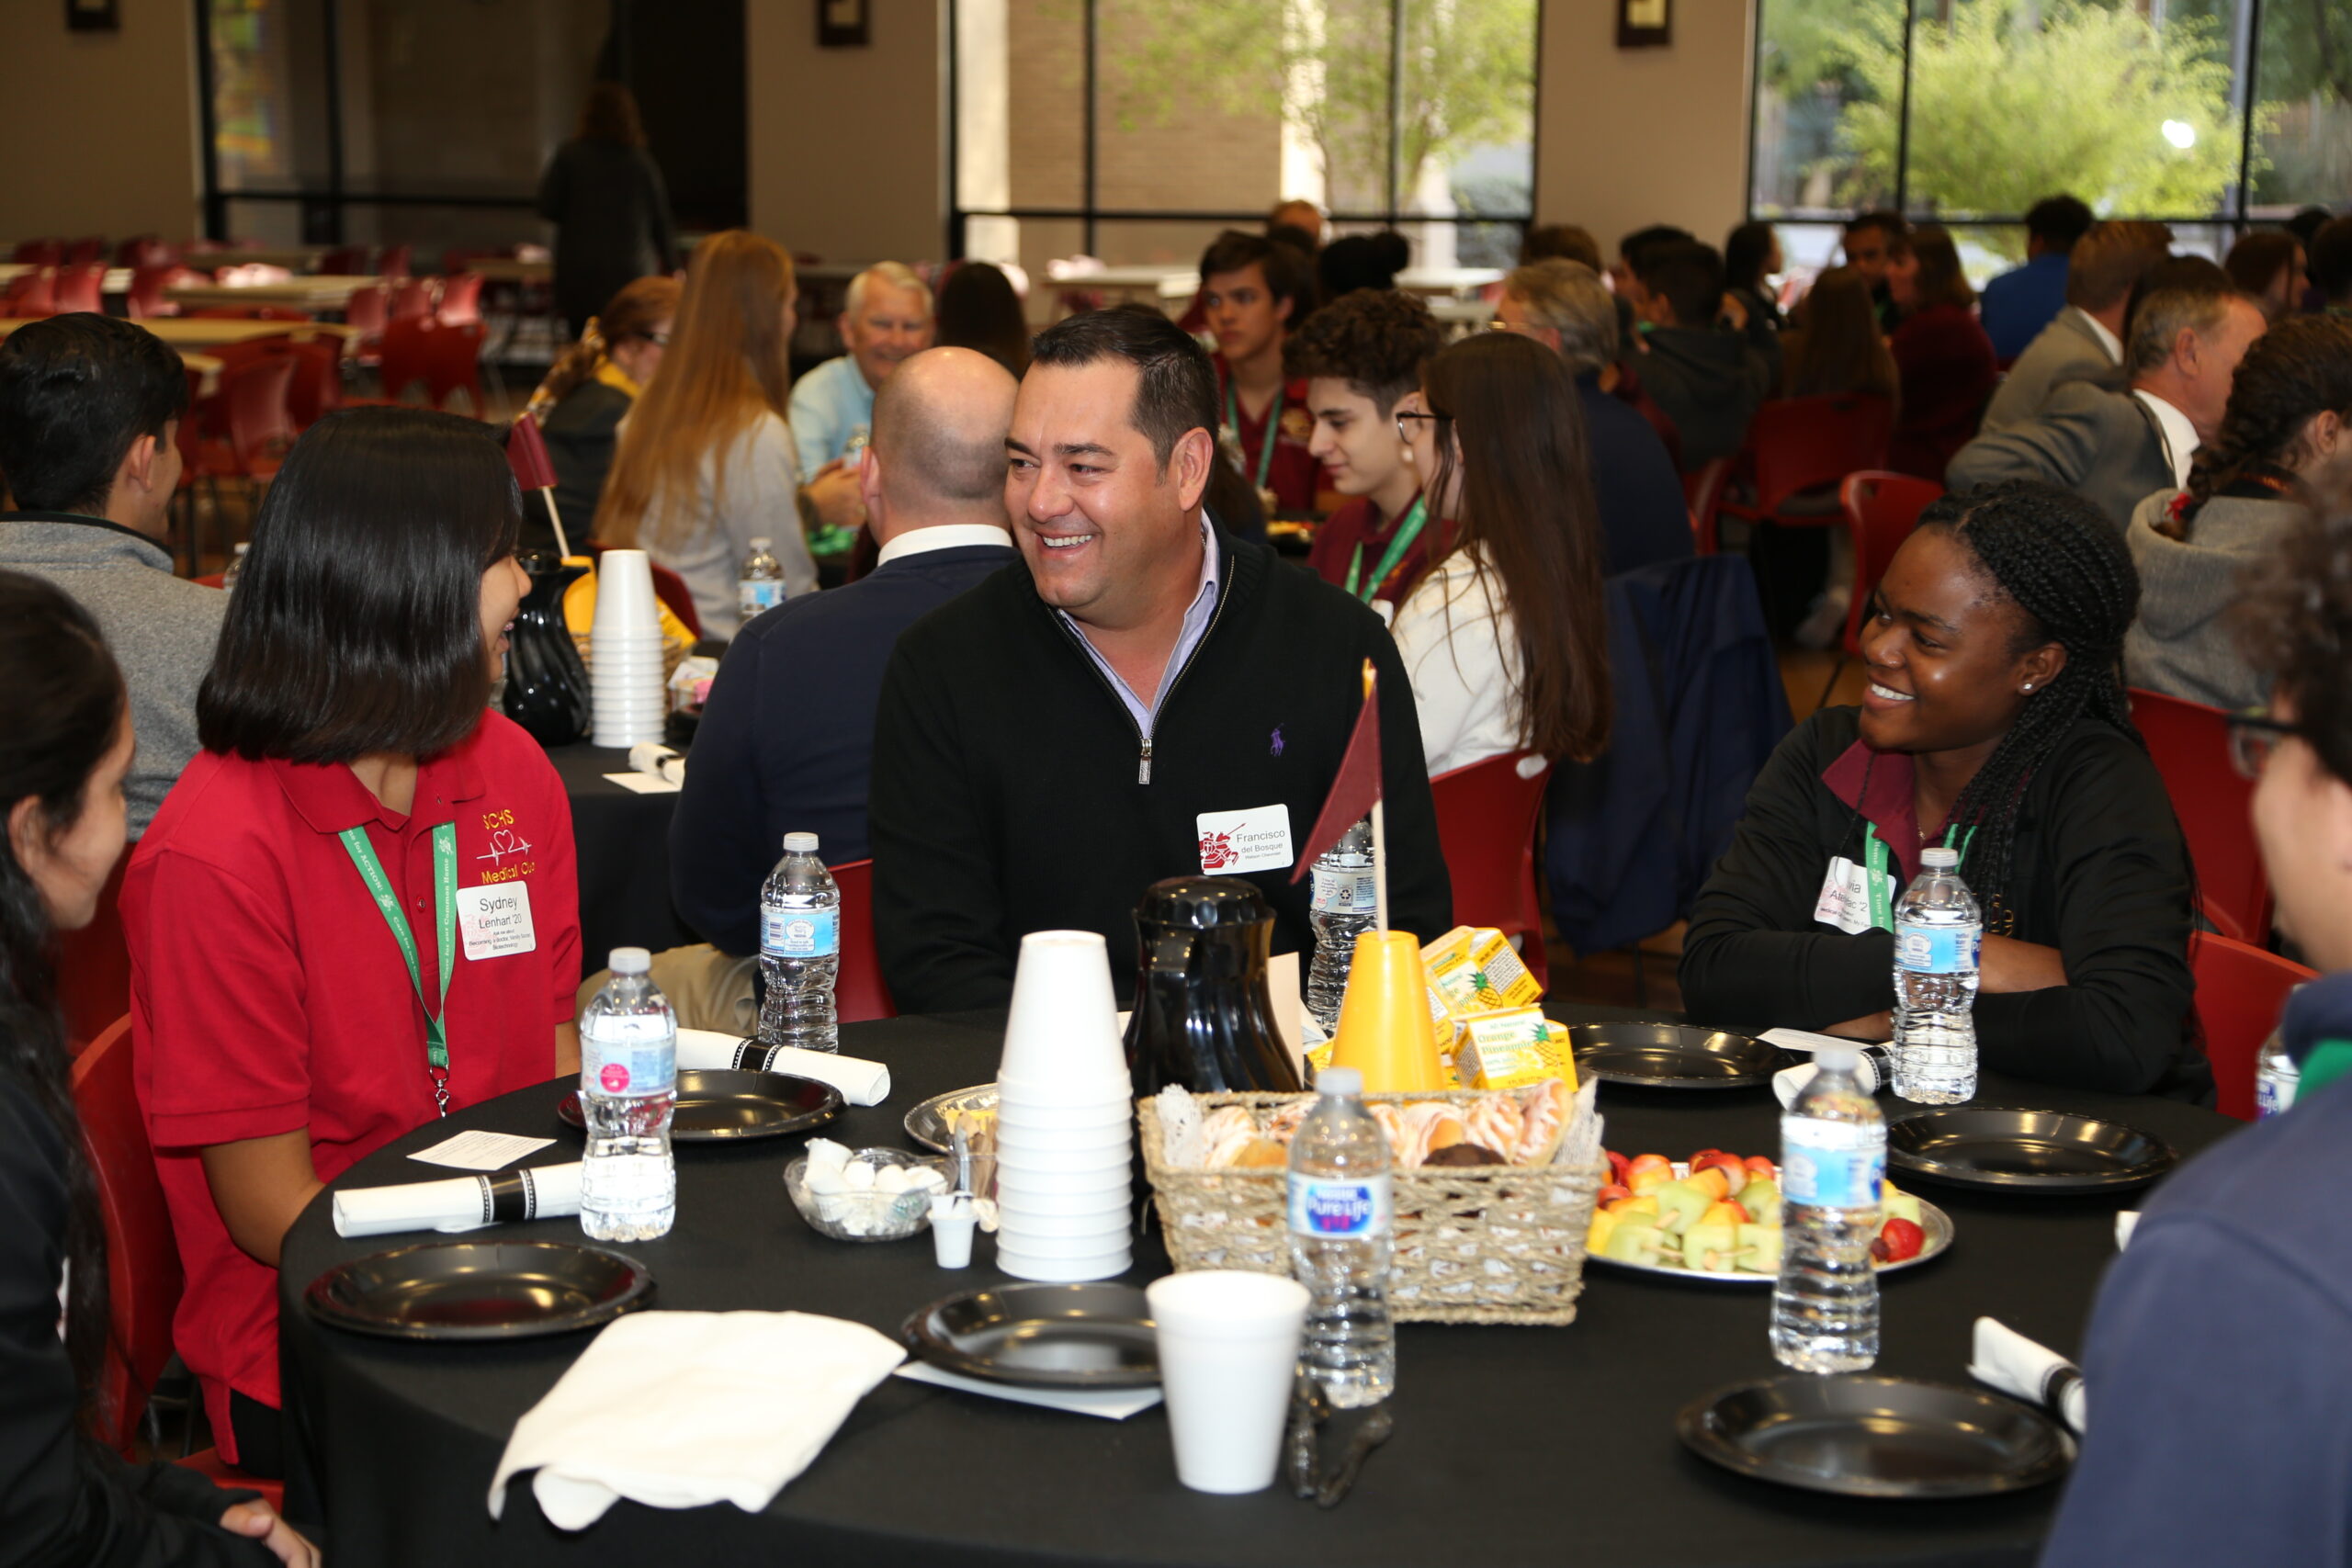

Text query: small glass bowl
(785, 1149), (954, 1242)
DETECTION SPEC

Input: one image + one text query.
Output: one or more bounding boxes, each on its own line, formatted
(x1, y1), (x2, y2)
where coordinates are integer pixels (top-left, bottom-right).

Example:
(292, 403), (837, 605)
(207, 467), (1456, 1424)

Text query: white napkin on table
(333, 1163), (582, 1238)
(489, 1311), (905, 1529)
(1969, 1316), (2087, 1434)
(1772, 1047), (1893, 1108)
(675, 1027), (890, 1106)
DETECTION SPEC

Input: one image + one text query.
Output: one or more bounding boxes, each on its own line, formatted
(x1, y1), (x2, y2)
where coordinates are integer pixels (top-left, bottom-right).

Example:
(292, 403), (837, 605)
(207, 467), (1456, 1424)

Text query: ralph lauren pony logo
(1270, 725), (1285, 758)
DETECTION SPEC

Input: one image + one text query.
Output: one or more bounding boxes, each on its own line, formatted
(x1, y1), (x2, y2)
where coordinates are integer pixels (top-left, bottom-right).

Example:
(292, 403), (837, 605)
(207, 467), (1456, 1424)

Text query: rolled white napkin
(2115, 1210), (2140, 1249)
(674, 1027), (890, 1106)
(488, 1310), (905, 1529)
(1772, 1046), (1893, 1108)
(1969, 1315), (2086, 1434)
(334, 1163), (582, 1238)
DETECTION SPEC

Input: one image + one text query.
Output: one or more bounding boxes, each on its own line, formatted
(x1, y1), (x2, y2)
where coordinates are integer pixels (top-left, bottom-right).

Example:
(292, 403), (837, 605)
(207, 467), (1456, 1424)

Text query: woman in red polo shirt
(125, 408), (582, 1478)
(1285, 288), (1452, 606)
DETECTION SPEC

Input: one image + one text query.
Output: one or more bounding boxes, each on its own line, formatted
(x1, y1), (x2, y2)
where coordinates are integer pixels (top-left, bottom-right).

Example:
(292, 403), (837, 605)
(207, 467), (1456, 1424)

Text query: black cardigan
(869, 525), (1453, 1012)
(1679, 706), (2210, 1100)
(0, 1077), (271, 1567)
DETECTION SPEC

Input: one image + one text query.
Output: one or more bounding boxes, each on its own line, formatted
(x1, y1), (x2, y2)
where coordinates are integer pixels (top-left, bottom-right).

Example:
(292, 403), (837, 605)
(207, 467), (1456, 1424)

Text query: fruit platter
(1585, 1146), (1952, 1284)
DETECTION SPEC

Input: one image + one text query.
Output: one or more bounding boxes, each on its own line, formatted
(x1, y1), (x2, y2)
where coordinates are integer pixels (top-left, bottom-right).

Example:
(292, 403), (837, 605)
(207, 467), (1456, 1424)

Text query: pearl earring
(2021, 682), (2034, 693)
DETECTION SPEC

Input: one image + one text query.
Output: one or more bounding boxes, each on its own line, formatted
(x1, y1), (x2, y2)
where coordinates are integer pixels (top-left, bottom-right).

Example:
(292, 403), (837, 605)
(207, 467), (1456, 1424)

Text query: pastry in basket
(1512, 1078), (1574, 1164)
(1464, 1095), (1524, 1163)
(1200, 1105), (1261, 1169)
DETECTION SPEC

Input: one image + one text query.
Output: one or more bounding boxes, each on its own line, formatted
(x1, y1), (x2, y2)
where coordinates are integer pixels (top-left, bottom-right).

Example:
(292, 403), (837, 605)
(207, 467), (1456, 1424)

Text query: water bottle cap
(232, 543), (250, 555)
(1814, 1043), (1861, 1071)
(783, 831), (820, 853)
(1921, 846), (1958, 868)
(1316, 1066), (1363, 1097)
(609, 946), (651, 976)
(749, 536), (772, 551)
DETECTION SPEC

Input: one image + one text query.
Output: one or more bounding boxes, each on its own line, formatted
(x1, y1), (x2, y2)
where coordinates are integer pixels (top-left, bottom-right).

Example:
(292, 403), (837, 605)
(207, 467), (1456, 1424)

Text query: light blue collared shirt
(1059, 514), (1222, 741)
(786, 354), (875, 475)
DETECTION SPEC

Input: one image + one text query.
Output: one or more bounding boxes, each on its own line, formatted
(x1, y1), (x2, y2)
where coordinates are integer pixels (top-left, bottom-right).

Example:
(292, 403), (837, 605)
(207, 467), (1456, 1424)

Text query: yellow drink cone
(1324, 931), (1446, 1093)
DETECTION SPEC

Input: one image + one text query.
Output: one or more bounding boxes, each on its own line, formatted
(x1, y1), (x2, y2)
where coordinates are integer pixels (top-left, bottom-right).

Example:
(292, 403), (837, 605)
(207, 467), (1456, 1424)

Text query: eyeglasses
(2227, 710), (2302, 779)
(644, 331), (672, 347)
(1394, 410), (1441, 446)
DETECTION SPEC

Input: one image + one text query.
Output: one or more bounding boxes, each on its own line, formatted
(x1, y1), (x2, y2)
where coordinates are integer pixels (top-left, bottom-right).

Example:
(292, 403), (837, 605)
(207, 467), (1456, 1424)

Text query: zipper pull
(1138, 738), (1153, 785)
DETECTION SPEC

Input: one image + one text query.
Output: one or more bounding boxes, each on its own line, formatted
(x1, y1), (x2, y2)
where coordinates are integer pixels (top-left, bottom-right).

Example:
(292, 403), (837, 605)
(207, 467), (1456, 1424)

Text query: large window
(1748, 0), (2352, 274)
(951, 0), (1539, 291)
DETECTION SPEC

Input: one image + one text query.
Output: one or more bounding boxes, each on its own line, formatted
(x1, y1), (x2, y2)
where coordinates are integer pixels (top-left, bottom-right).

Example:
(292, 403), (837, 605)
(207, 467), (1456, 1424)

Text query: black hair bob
(198, 406), (523, 764)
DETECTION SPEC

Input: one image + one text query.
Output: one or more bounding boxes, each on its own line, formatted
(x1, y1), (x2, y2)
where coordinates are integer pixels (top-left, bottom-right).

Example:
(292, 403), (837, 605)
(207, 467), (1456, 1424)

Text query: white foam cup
(995, 1244), (1131, 1283)
(591, 549), (660, 636)
(1147, 1270), (1311, 1494)
(998, 931), (1126, 1084)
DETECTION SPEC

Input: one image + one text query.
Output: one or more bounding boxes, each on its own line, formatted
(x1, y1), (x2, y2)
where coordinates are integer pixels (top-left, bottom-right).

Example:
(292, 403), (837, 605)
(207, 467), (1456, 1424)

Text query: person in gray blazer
(2126, 314), (2352, 712)
(1950, 282), (2268, 527)
(1981, 220), (2170, 433)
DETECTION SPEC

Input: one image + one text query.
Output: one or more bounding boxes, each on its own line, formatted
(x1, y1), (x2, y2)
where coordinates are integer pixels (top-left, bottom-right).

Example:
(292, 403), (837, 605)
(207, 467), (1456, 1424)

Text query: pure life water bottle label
(1781, 1118), (1885, 1209)
(762, 908), (840, 959)
(1287, 1174), (1394, 1237)
(1311, 866), (1380, 915)
(583, 1018), (675, 1097)
(1896, 922), (1981, 974)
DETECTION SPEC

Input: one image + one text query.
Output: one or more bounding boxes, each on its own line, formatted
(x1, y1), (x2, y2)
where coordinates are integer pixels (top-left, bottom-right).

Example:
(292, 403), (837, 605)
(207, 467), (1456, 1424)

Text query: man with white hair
(788, 260), (936, 474)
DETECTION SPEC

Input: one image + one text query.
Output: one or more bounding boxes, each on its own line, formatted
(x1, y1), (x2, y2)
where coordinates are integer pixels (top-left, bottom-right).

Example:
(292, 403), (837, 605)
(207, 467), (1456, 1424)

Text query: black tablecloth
(547, 743), (695, 978)
(280, 1011), (2237, 1568)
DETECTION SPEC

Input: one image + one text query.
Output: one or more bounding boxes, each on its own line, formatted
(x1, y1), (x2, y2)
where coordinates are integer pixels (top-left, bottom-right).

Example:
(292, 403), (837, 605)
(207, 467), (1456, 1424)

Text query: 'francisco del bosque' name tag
(1196, 806), (1295, 876)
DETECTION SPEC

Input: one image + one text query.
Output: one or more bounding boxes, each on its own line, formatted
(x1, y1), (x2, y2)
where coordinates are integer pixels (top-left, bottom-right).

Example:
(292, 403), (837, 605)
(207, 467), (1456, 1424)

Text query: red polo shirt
(124, 713), (580, 1461)
(1215, 357), (1323, 513)
(1306, 491), (1453, 607)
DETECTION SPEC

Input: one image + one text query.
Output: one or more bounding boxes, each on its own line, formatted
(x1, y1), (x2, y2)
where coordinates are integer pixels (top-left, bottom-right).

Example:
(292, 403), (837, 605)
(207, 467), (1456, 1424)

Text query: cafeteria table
(164, 274), (383, 312)
(546, 742), (696, 976)
(279, 1010), (2239, 1567)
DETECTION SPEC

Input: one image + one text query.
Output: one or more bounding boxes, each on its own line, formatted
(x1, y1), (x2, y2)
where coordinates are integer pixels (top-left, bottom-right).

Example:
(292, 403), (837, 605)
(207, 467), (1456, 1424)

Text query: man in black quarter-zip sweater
(869, 305), (1452, 1011)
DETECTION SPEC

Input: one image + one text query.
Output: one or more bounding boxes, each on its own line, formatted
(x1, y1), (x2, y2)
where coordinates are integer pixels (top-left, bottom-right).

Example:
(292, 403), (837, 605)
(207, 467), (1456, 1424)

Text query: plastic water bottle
(1287, 1066), (1395, 1407)
(578, 947), (677, 1242)
(1892, 845), (1981, 1103)
(758, 831), (840, 1053)
(220, 542), (250, 592)
(1306, 818), (1377, 1034)
(738, 536), (786, 626)
(2256, 985), (2308, 1117)
(1771, 1043), (1884, 1372)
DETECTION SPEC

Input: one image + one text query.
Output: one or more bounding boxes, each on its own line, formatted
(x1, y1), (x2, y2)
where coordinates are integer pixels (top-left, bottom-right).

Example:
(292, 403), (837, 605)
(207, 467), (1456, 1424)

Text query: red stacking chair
(72, 1018), (284, 1508)
(51, 264), (106, 314)
(345, 282), (390, 366)
(115, 235), (176, 269)
(1706, 394), (1895, 552)
(183, 353), (297, 567)
(318, 243), (371, 276)
(1813, 471), (1945, 710)
(64, 237), (107, 266)
(1684, 457), (1734, 556)
(2130, 688), (2272, 942)
(2189, 931), (2315, 1122)
(10, 238), (62, 265)
(57, 857), (130, 1053)
(436, 271), (484, 326)
(830, 859), (899, 1022)
(376, 243), (413, 280)
(126, 265), (203, 319)
(278, 333), (343, 431)
(3, 267), (58, 317)
(386, 277), (437, 321)
(376, 315), (488, 416)
(1430, 751), (1555, 987)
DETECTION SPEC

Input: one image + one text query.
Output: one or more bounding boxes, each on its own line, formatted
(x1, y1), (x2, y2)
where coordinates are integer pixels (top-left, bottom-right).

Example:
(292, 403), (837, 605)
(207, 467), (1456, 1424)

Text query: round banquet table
(544, 742), (697, 978)
(280, 1010), (2238, 1568)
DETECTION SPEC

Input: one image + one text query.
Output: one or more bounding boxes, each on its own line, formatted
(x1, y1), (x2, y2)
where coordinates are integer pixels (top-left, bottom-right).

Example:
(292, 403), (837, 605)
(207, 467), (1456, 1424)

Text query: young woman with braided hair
(1683, 479), (2208, 1100)
(2125, 312), (2352, 711)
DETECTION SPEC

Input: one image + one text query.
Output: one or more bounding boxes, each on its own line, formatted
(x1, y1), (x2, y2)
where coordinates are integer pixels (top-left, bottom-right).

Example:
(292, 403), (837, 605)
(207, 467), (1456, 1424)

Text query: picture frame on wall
(819, 0), (869, 49)
(66, 0), (120, 32)
(1618, 0), (1670, 49)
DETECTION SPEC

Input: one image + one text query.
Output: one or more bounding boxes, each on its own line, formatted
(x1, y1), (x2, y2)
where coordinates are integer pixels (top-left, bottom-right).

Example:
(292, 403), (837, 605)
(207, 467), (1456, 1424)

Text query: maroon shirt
(1215, 357), (1323, 513)
(1306, 492), (1453, 606)
(1889, 303), (1999, 482)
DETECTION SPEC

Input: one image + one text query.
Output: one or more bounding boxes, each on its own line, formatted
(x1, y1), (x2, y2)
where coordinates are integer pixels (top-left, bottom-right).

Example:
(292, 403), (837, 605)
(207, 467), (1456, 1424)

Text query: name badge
(1813, 855), (1891, 936)
(457, 882), (537, 961)
(1196, 805), (1295, 875)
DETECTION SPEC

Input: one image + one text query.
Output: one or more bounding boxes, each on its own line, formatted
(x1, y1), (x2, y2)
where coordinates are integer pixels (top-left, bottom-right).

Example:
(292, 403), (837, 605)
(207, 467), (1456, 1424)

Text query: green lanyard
(1223, 378), (1282, 491)
(340, 820), (458, 1116)
(1860, 821), (1977, 932)
(1344, 494), (1430, 604)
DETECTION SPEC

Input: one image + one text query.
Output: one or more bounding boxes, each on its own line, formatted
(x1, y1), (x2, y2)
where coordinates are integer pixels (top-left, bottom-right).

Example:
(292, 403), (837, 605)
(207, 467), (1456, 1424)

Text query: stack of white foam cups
(589, 549), (667, 749)
(991, 931), (1135, 1282)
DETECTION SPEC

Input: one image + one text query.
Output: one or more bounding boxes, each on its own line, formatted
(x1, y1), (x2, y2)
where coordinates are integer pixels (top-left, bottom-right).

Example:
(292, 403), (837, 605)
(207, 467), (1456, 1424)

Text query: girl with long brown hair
(1782, 265), (1899, 401)
(1885, 226), (1998, 479)
(526, 274), (680, 551)
(1388, 331), (1611, 773)
(594, 231), (816, 637)
(536, 81), (675, 339)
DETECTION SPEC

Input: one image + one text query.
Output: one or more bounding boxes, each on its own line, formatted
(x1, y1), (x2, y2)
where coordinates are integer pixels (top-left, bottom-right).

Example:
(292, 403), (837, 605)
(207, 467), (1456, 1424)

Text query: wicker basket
(1137, 1091), (1605, 1325)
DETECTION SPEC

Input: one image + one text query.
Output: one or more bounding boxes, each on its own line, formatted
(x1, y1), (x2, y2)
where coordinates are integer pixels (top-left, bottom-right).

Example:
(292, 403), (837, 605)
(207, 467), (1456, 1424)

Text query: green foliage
(1838, 0), (2256, 228)
(1090, 0), (1534, 211)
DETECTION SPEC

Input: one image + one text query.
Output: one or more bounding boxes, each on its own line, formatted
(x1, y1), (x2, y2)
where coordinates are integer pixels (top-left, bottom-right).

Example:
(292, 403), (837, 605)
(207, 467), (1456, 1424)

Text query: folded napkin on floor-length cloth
(674, 1028), (891, 1105)
(1968, 1315), (2086, 1434)
(489, 1311), (906, 1529)
(333, 1164), (582, 1238)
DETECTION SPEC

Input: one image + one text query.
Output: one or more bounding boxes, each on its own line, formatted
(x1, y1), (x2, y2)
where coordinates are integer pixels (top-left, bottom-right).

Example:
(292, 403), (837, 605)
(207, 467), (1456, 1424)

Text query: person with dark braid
(1681, 479), (2207, 1100)
(2126, 314), (2352, 712)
